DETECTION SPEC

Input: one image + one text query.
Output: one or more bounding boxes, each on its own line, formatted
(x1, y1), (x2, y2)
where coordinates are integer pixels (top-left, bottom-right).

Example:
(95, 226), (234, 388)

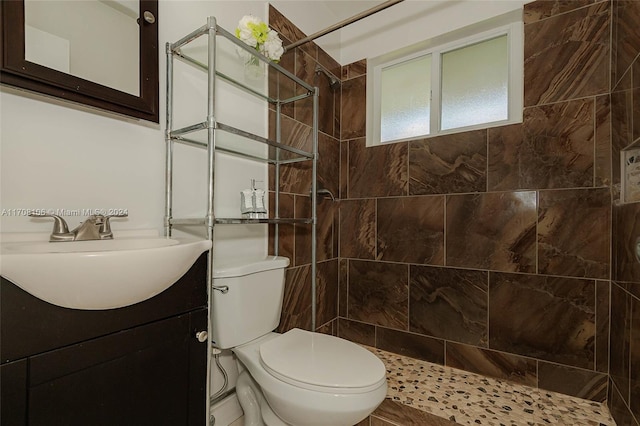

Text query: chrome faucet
(72, 215), (106, 241)
(29, 213), (128, 242)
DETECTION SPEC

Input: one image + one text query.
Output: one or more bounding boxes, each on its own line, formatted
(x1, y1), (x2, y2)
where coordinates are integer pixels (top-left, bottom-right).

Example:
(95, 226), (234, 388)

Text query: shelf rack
(165, 17), (318, 426)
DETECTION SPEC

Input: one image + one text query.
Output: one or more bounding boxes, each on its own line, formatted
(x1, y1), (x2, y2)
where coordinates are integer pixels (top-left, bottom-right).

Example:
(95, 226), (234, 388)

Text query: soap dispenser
(240, 185), (255, 218)
(240, 179), (267, 219)
(253, 184), (267, 219)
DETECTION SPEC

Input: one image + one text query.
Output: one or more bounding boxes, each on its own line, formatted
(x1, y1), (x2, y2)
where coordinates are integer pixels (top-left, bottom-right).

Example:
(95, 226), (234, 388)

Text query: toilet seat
(233, 330), (388, 425)
(258, 328), (386, 394)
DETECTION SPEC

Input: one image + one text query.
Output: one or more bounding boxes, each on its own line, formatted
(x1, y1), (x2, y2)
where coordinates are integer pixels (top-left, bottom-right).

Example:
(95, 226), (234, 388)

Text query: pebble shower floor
(369, 347), (615, 426)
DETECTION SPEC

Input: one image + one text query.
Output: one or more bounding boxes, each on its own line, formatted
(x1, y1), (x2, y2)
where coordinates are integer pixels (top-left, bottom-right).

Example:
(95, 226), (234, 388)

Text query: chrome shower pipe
(315, 64), (341, 90)
(283, 0), (404, 52)
(311, 188), (336, 201)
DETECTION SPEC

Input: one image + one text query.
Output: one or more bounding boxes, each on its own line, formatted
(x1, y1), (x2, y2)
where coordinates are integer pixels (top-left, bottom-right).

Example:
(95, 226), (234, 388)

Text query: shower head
(315, 65), (341, 90)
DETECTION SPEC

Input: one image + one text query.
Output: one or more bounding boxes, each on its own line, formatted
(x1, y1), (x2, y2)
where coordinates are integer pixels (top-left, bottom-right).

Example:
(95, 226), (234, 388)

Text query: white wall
(0, 0), (274, 258)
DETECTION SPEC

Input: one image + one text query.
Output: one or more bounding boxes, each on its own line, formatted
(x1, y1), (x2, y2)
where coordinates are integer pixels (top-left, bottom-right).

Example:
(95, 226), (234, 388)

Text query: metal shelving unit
(165, 17), (318, 426)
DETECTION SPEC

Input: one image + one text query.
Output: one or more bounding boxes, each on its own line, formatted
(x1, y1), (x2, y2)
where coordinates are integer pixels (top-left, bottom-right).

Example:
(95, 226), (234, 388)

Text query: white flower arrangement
(235, 15), (284, 62)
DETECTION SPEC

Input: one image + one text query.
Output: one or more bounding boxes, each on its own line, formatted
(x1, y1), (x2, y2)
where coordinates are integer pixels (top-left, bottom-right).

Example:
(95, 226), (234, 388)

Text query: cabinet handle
(212, 285), (229, 294)
(143, 11), (156, 24)
(195, 331), (208, 343)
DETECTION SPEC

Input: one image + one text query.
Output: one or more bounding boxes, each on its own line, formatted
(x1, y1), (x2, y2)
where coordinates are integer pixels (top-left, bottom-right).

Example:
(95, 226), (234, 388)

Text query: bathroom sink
(2, 237), (179, 254)
(0, 231), (211, 310)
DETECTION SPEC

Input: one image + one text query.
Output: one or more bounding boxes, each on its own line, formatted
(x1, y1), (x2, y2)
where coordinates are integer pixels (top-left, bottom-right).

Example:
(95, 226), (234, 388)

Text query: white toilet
(211, 256), (387, 426)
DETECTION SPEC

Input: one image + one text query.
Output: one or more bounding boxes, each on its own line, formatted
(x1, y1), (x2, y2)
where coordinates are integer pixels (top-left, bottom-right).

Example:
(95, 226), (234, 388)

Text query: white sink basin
(0, 232), (211, 310)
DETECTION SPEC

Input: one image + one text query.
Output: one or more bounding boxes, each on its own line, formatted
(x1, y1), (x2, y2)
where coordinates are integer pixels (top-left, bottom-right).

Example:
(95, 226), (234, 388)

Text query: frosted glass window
(368, 18), (523, 147)
(441, 35), (508, 130)
(380, 55), (431, 142)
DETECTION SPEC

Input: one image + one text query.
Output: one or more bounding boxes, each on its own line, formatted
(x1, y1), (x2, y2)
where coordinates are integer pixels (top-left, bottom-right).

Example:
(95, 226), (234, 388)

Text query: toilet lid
(259, 328), (386, 391)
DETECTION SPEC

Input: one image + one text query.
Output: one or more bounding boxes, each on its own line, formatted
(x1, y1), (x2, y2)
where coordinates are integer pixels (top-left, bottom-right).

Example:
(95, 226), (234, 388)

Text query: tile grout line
(628, 296), (633, 417)
(443, 339), (447, 367)
(339, 256), (611, 282)
(593, 96), (597, 187)
(607, 279), (612, 397)
(346, 258), (349, 321)
(536, 190), (540, 274)
(486, 270), (490, 352)
(594, 280), (598, 372)
(443, 195), (447, 268)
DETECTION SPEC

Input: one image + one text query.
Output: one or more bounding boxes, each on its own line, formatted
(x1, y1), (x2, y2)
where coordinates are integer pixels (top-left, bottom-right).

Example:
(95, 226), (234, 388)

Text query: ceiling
(321, 1), (387, 23)
(273, 0), (532, 64)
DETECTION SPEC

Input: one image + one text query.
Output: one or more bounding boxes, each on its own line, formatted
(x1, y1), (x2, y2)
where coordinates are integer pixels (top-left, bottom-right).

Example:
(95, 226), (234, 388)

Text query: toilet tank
(211, 256), (289, 349)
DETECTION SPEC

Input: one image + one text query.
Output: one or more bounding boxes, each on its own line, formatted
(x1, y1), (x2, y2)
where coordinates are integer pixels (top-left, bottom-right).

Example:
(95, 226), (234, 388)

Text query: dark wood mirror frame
(0, 0), (159, 123)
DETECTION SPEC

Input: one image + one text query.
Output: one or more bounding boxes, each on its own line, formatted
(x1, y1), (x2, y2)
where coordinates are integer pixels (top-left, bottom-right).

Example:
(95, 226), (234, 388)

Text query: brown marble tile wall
(270, 0), (640, 413)
(612, 0), (640, 88)
(316, 260), (338, 327)
(609, 282), (638, 421)
(268, 192), (294, 262)
(347, 138), (408, 198)
(376, 327), (444, 365)
(611, 71), (634, 186)
(446, 191), (537, 272)
(537, 362), (608, 402)
(523, 1), (609, 106)
(278, 265), (311, 333)
(339, 199), (376, 260)
(489, 272), (596, 369)
(596, 281), (610, 373)
(611, 284), (631, 399)
(610, 0), (640, 423)
(332, 0), (617, 405)
(488, 99), (597, 191)
(631, 295), (640, 422)
(609, 377), (640, 426)
(537, 188), (611, 278)
(408, 130), (487, 195)
(342, 59), (366, 80)
(595, 94), (612, 186)
(269, 112), (313, 194)
(445, 342), (537, 387)
(341, 75), (366, 140)
(318, 132), (340, 200)
(409, 266), (488, 347)
(347, 260), (408, 329)
(337, 317), (375, 347)
(268, 6), (342, 334)
(523, 0), (605, 24)
(376, 196), (444, 264)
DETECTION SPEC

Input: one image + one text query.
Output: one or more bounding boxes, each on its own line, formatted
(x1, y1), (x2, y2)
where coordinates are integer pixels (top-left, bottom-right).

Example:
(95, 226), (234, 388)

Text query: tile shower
(268, 0), (640, 424)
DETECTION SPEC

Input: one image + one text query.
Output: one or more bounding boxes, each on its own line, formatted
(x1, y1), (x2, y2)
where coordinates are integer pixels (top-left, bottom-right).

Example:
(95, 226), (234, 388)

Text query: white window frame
(367, 17), (523, 146)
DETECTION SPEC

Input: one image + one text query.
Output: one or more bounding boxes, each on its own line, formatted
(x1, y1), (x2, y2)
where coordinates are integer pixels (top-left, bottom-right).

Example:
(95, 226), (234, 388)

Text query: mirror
(0, 0), (158, 123)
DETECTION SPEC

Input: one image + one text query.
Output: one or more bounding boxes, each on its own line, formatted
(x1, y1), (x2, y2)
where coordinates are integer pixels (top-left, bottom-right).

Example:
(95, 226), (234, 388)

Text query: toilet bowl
(211, 256), (387, 425)
(233, 329), (387, 426)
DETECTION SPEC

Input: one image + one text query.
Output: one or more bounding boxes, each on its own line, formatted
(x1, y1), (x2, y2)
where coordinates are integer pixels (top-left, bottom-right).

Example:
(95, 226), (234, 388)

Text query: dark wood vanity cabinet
(0, 254), (209, 426)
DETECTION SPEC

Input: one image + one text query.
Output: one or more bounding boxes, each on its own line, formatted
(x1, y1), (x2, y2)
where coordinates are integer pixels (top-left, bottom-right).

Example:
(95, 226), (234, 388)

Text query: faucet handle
(29, 213), (74, 242)
(100, 213), (128, 239)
